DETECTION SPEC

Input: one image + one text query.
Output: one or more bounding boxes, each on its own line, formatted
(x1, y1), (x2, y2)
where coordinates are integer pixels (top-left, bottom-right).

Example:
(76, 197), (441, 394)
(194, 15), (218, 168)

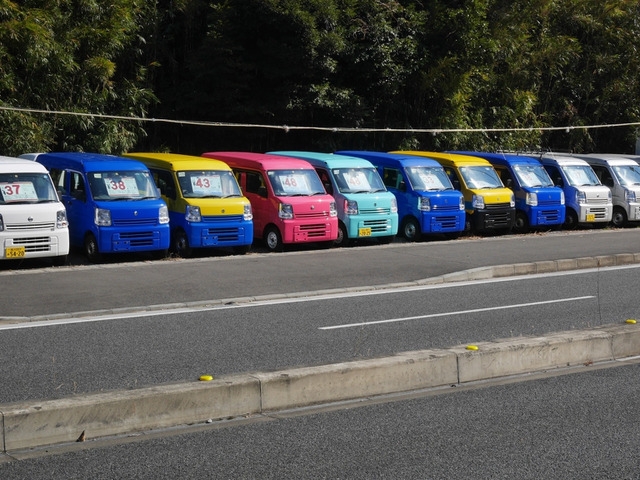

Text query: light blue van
(25, 152), (170, 261)
(269, 151), (398, 246)
(336, 151), (465, 241)
(452, 152), (565, 233)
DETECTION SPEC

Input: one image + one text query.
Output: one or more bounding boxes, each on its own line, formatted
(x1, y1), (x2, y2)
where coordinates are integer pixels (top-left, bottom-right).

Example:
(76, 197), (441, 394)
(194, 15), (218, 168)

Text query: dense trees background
(1, 0), (639, 157)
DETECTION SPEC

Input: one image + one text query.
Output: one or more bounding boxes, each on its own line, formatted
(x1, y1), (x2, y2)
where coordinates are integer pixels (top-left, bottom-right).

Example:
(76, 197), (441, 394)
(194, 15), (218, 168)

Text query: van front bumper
(99, 225), (170, 253)
(469, 206), (515, 232)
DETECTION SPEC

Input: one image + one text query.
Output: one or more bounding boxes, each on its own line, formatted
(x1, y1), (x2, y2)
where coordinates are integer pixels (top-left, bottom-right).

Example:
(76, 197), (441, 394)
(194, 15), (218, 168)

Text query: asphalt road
(0, 263), (637, 404)
(2, 360), (639, 479)
(2, 228), (640, 318)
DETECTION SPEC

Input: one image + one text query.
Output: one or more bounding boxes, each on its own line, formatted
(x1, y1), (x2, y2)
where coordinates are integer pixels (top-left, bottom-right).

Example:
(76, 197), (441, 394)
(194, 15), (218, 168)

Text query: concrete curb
(2, 322), (638, 452)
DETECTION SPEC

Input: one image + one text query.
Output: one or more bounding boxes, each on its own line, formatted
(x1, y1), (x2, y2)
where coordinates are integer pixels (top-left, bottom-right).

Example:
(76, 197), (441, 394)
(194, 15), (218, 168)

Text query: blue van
(452, 152), (565, 233)
(27, 152), (170, 261)
(269, 151), (398, 246)
(336, 151), (465, 241)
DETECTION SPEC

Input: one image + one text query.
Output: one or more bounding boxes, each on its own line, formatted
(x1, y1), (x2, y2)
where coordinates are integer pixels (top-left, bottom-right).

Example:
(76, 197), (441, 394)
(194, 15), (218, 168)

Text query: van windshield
(0, 173), (58, 204)
(88, 171), (160, 201)
(459, 166), (503, 189)
(267, 169), (325, 196)
(612, 164), (640, 186)
(512, 164), (554, 188)
(405, 166), (452, 191)
(177, 170), (241, 198)
(561, 165), (600, 186)
(331, 167), (386, 194)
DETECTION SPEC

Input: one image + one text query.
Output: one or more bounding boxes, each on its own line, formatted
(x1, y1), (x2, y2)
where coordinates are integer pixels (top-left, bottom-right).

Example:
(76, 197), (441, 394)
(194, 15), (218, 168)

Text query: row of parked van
(1, 150), (638, 264)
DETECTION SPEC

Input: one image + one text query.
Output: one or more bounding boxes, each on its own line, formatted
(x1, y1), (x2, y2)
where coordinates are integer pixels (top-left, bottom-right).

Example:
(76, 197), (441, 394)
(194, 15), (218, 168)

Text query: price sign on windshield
(0, 182), (38, 202)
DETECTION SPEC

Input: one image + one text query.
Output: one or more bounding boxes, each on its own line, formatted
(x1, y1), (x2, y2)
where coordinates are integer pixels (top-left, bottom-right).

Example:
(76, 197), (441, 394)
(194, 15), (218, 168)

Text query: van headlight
(560, 191), (565, 205)
(418, 197), (431, 212)
(94, 208), (111, 226)
(472, 194), (484, 209)
(329, 201), (337, 217)
(624, 189), (636, 203)
(0, 214), (4, 231)
(185, 205), (201, 222)
(279, 203), (293, 219)
(390, 197), (397, 213)
(576, 191), (586, 205)
(344, 199), (358, 215)
(57, 209), (68, 228)
(526, 192), (538, 206)
(243, 203), (253, 221)
(510, 194), (515, 208)
(159, 205), (170, 224)
(459, 196), (465, 210)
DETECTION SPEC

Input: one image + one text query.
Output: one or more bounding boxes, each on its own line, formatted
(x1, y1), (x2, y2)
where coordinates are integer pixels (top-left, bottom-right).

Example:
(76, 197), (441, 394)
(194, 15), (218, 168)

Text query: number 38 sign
(104, 176), (138, 196)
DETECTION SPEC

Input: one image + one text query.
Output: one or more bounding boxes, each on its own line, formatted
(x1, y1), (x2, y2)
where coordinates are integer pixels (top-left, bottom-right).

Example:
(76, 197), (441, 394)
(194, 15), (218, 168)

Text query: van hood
(184, 197), (250, 216)
(0, 203), (64, 227)
(468, 187), (513, 204)
(95, 198), (166, 221)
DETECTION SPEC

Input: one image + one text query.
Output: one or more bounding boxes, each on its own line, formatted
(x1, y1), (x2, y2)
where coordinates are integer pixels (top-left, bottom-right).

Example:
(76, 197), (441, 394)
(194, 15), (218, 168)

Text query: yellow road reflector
(199, 375), (214, 381)
(625, 319), (637, 324)
(466, 345), (479, 351)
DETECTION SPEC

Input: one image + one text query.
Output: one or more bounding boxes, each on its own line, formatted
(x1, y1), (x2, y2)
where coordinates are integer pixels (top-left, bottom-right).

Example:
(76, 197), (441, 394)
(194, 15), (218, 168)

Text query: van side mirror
(258, 186), (267, 198)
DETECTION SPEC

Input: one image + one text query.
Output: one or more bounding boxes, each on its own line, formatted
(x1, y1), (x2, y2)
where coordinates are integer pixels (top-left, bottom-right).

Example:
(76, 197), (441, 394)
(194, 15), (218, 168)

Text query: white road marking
(318, 296), (595, 330)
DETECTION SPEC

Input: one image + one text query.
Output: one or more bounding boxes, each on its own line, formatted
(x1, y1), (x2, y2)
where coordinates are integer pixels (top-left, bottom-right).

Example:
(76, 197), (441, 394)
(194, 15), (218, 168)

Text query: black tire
(564, 209), (579, 230)
(84, 233), (102, 263)
(333, 222), (352, 247)
(513, 211), (530, 234)
(264, 226), (283, 252)
(151, 249), (169, 260)
(401, 217), (421, 242)
(172, 230), (193, 258)
(233, 244), (251, 255)
(611, 207), (627, 228)
(51, 255), (68, 267)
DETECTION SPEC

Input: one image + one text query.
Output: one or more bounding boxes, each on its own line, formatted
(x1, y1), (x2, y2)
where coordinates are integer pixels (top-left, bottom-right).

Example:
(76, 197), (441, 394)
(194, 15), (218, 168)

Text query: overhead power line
(1, 105), (639, 134)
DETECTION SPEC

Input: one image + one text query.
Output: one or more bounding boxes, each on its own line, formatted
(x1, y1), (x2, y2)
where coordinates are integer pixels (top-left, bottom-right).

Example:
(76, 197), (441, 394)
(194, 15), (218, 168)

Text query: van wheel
(611, 207), (627, 228)
(264, 227), (283, 252)
(564, 210), (578, 230)
(52, 255), (68, 267)
(401, 217), (421, 242)
(151, 249), (168, 260)
(84, 234), (102, 263)
(513, 211), (530, 234)
(172, 230), (193, 258)
(334, 223), (352, 247)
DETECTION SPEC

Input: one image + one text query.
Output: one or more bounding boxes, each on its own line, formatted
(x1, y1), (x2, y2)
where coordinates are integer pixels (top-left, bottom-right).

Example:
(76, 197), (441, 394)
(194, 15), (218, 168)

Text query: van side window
(592, 166), (613, 187)
(245, 171), (266, 196)
(544, 166), (563, 187)
(48, 168), (66, 196)
(70, 171), (86, 200)
(498, 168), (514, 189)
(382, 168), (400, 189)
(317, 168), (333, 194)
(152, 169), (176, 200)
(444, 167), (461, 190)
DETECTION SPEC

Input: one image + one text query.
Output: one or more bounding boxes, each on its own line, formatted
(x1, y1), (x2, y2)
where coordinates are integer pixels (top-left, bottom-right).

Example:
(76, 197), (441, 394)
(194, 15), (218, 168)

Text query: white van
(0, 155), (70, 265)
(576, 154), (640, 227)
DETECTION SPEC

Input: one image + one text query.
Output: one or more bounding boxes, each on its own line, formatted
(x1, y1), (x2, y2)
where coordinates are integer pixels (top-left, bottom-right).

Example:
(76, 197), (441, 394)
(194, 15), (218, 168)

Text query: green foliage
(2, 0), (640, 155)
(0, 0), (156, 156)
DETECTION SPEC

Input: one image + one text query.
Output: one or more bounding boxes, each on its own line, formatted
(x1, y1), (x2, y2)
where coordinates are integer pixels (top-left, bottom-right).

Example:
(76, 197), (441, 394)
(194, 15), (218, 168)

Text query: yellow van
(124, 152), (253, 256)
(392, 151), (515, 233)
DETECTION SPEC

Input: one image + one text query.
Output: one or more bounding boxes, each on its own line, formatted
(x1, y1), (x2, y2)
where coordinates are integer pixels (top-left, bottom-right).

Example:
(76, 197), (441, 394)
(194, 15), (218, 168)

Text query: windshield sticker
(191, 174), (222, 195)
(104, 176), (139, 197)
(0, 182), (38, 202)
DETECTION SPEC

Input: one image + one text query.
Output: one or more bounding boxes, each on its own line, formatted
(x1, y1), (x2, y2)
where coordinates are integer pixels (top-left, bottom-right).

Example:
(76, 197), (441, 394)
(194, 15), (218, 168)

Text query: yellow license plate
(5, 246), (25, 258)
(359, 227), (372, 237)
(586, 213), (595, 222)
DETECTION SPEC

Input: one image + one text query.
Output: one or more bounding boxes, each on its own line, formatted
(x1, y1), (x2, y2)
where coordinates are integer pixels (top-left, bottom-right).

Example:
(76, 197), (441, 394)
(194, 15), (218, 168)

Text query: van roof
(335, 150), (441, 168)
(538, 153), (590, 166)
(1, 155), (50, 173)
(203, 151), (316, 171)
(450, 151), (544, 167)
(392, 150), (491, 167)
(125, 152), (232, 171)
(31, 152), (150, 172)
(269, 151), (375, 169)
(571, 153), (640, 167)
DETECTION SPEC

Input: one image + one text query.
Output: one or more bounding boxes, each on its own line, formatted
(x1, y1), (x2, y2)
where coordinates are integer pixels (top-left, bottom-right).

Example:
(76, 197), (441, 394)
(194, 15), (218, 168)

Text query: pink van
(202, 152), (338, 251)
